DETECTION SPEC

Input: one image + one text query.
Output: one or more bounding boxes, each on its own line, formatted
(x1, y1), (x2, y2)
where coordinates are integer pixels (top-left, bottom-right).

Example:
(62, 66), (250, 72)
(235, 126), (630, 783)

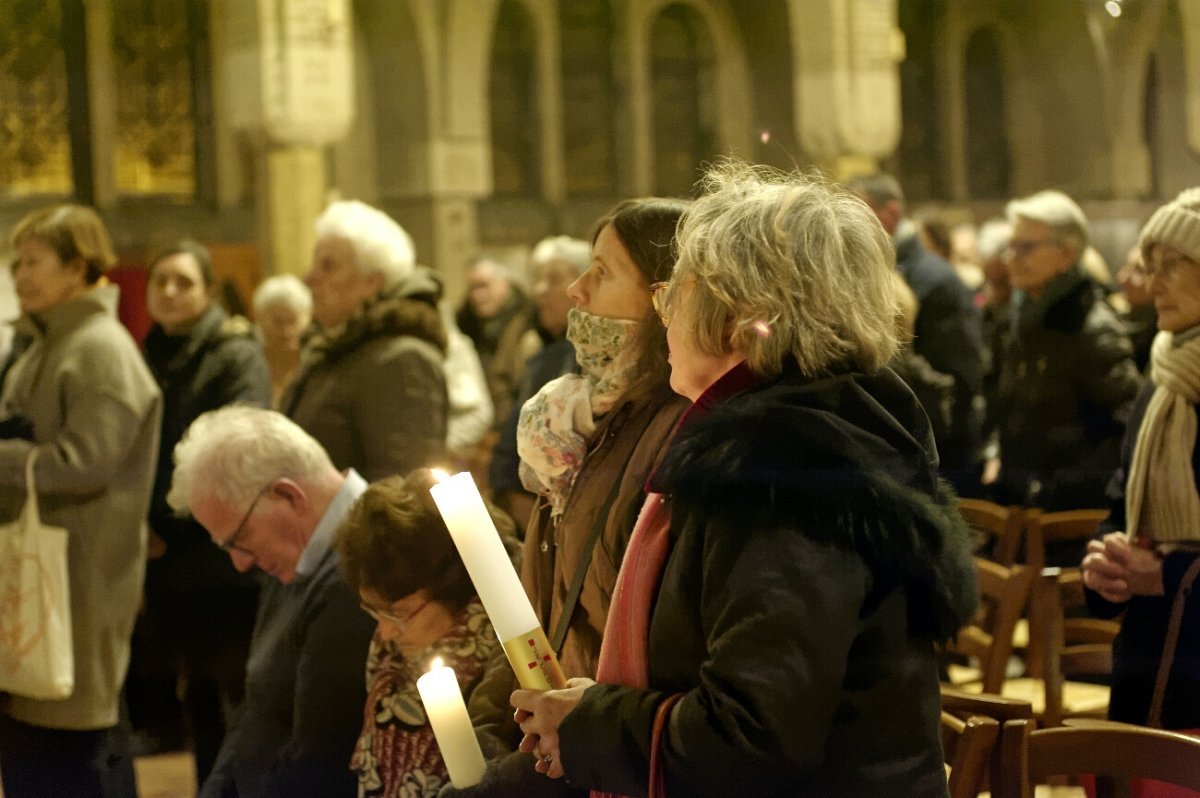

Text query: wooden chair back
(1031, 568), (1117, 726)
(940, 712), (999, 798)
(996, 718), (1200, 798)
(1023, 508), (1109, 573)
(941, 687), (1032, 796)
(958, 498), (1023, 566)
(1022, 508), (1113, 680)
(943, 558), (1033, 694)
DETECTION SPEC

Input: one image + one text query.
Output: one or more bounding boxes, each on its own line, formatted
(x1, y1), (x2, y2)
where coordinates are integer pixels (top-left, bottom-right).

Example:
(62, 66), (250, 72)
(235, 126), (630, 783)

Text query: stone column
(219, 0), (354, 276)
(82, 0), (116, 208)
(789, 0), (904, 178)
(1177, 0), (1200, 157)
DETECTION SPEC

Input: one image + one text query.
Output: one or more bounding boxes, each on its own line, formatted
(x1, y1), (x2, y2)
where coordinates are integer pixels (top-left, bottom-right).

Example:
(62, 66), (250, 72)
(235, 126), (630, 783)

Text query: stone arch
(962, 25), (1011, 199)
(648, 3), (717, 195)
(1146, 0), (1200, 198)
(561, 0), (618, 197)
(625, 0), (755, 195)
(490, 0), (542, 196)
(339, 0), (434, 199)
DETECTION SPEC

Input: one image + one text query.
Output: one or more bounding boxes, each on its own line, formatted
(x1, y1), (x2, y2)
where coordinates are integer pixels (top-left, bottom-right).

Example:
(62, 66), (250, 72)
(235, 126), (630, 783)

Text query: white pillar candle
(430, 470), (567, 690)
(416, 658), (486, 788)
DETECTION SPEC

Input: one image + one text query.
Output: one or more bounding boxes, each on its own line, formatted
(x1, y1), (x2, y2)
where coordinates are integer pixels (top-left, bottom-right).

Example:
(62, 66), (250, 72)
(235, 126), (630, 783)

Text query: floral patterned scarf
(516, 308), (639, 517)
(350, 600), (496, 797)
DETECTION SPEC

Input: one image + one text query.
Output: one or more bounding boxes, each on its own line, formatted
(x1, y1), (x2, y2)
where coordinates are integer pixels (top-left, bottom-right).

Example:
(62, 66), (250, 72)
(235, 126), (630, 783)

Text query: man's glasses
(650, 281), (671, 326)
(1005, 239), (1059, 260)
(359, 597), (432, 633)
(217, 485), (271, 553)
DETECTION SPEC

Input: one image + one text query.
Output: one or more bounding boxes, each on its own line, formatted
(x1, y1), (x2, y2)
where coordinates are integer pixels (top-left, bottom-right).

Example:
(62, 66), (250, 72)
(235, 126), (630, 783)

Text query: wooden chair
(957, 499), (1029, 656)
(978, 568), (1115, 726)
(1022, 508), (1110, 574)
(957, 498), (1024, 566)
(940, 711), (999, 798)
(943, 558), (1033, 693)
(941, 687), (1033, 796)
(996, 718), (1200, 798)
(1004, 509), (1118, 724)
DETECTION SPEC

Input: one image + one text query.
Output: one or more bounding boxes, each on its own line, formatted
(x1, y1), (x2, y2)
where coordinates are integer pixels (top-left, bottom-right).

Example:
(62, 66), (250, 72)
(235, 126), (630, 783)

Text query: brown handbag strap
(1147, 554), (1200, 727)
(648, 693), (684, 798)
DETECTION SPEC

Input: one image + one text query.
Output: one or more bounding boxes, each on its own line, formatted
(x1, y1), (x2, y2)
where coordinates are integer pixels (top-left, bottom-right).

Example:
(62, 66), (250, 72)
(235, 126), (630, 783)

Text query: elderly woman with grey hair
(253, 274), (312, 408)
(283, 200), (447, 481)
(507, 163), (977, 797)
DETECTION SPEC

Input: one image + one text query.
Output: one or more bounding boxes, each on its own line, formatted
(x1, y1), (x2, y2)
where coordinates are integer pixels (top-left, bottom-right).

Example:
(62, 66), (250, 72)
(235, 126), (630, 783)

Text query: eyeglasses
(359, 597), (432, 633)
(217, 485), (271, 554)
(1134, 252), (1194, 282)
(1005, 239), (1060, 260)
(649, 282), (671, 326)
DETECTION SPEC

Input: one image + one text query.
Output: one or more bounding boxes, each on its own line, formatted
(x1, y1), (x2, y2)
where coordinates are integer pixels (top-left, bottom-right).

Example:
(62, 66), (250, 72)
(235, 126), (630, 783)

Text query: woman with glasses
(1083, 187), (1200, 733)
(0, 205), (161, 797)
(333, 469), (517, 797)
(508, 163), (977, 796)
(445, 199), (688, 798)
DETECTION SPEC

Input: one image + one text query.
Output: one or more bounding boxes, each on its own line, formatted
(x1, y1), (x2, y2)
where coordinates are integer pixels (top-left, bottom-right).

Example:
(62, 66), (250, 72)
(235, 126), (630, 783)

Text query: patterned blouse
(351, 599), (497, 797)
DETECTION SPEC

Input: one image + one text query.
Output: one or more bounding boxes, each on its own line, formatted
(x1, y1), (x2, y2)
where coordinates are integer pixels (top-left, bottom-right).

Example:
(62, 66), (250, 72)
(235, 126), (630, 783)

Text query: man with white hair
(283, 199), (448, 482)
(991, 189), (1141, 510)
(169, 406), (375, 798)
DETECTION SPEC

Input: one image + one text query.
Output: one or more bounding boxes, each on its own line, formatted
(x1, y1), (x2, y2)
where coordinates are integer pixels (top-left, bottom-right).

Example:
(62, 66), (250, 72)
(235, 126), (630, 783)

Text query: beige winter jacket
(0, 284), (161, 730)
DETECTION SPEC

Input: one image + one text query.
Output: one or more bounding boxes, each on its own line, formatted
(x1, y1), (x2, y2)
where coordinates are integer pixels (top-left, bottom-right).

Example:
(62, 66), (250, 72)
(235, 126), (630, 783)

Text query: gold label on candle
(501, 626), (567, 691)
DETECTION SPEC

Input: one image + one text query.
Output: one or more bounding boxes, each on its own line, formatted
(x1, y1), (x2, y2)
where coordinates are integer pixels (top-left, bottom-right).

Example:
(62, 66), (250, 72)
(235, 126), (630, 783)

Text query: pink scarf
(591, 492), (673, 798)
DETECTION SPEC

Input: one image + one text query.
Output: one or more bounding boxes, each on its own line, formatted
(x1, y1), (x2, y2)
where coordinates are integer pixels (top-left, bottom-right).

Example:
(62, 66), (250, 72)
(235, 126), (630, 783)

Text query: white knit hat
(1140, 187), (1200, 265)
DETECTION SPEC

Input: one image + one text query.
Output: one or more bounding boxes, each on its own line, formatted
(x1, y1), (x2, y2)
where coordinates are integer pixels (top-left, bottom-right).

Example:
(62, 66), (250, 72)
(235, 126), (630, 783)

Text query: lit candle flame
(430, 656), (443, 671)
(431, 468), (450, 483)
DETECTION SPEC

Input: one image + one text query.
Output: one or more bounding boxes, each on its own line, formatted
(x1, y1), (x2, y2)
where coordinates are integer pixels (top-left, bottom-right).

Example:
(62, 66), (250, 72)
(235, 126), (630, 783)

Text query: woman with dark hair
(334, 470), (517, 797)
(0, 204), (161, 796)
(448, 198), (689, 797)
(128, 239), (271, 784)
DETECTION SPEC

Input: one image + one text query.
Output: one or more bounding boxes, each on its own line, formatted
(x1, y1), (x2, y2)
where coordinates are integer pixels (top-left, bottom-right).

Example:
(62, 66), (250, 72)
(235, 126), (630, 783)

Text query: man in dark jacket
(849, 174), (986, 493)
(169, 406), (375, 798)
(992, 190), (1142, 511)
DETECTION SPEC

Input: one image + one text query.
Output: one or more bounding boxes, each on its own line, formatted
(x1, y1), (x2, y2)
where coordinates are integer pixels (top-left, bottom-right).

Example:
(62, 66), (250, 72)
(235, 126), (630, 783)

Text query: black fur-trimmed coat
(558, 365), (977, 798)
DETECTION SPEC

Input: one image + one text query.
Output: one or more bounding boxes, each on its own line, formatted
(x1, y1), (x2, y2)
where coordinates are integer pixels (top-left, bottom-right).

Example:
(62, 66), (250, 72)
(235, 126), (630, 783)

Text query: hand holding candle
(430, 470), (567, 690)
(416, 657), (487, 788)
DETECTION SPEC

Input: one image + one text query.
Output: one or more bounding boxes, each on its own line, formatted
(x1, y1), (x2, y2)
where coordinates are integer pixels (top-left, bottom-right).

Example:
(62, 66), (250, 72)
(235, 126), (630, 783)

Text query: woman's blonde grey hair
(670, 161), (900, 377)
(253, 274), (313, 316)
(168, 405), (333, 513)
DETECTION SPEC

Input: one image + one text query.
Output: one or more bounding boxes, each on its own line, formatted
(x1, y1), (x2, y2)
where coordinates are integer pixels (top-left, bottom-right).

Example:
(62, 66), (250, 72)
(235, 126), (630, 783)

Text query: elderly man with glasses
(168, 405), (375, 798)
(988, 189), (1142, 516)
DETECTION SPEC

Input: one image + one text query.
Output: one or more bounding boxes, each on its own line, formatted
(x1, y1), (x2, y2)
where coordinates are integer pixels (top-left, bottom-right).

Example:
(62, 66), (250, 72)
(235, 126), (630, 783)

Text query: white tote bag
(0, 450), (73, 699)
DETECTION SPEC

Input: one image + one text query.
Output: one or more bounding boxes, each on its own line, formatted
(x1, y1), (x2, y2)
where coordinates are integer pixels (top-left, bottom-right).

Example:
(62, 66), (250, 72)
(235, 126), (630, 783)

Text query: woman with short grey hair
(508, 162), (976, 797)
(284, 200), (448, 481)
(253, 274), (312, 407)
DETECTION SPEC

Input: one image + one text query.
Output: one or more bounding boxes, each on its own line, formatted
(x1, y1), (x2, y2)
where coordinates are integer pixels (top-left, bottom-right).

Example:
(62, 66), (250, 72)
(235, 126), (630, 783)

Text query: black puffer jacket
(558, 364), (977, 798)
(994, 265), (1142, 509)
